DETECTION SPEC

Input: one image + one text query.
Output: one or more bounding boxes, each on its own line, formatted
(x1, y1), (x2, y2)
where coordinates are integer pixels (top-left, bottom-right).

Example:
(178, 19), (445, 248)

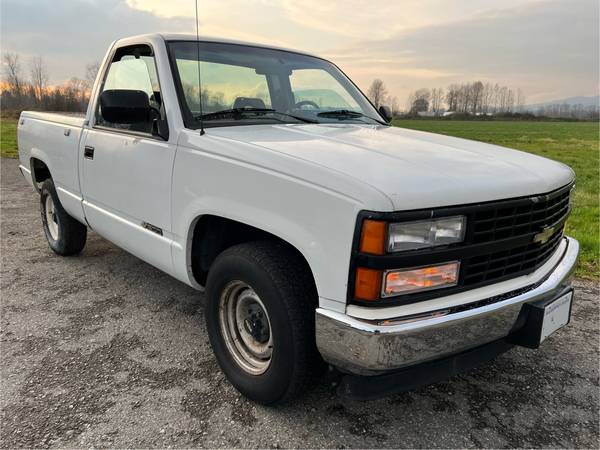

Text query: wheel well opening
(190, 215), (316, 292)
(31, 158), (51, 188)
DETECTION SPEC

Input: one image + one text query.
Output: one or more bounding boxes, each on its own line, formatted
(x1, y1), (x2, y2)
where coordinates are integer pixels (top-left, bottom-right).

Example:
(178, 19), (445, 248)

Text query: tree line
(367, 78), (598, 120)
(415, 82), (526, 115)
(1, 52), (99, 115)
(531, 102), (599, 120)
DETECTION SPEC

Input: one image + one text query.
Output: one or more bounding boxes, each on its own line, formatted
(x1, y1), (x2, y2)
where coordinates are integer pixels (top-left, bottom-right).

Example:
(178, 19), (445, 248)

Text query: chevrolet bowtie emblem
(533, 225), (555, 244)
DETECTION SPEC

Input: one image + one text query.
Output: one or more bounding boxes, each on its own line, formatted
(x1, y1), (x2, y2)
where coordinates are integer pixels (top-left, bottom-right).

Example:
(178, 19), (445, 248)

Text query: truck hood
(210, 124), (574, 211)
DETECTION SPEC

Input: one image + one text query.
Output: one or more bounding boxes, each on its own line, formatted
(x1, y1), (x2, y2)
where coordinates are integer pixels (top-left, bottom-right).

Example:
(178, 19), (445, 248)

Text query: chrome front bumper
(316, 237), (579, 375)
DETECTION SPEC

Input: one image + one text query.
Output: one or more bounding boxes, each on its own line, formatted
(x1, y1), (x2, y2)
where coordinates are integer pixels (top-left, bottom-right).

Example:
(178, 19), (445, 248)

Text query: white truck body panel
(172, 128), (392, 307)
(80, 128), (177, 275)
(18, 112), (87, 223)
(210, 123), (574, 211)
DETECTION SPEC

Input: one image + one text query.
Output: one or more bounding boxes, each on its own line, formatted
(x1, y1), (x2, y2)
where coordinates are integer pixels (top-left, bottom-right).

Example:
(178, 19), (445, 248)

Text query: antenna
(195, 0), (205, 135)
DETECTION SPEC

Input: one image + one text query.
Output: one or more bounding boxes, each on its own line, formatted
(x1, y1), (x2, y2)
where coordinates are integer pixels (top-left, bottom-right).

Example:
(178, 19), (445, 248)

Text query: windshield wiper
(196, 108), (317, 123)
(317, 109), (385, 125)
(196, 107), (274, 121)
(277, 112), (318, 123)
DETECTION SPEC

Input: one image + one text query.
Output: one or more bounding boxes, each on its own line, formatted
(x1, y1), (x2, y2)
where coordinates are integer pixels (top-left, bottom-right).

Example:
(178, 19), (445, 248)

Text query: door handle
(84, 146), (95, 160)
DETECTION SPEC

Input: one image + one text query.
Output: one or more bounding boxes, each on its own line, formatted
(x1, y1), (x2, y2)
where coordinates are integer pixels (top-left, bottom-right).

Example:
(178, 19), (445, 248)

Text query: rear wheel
(205, 241), (321, 405)
(40, 179), (87, 255)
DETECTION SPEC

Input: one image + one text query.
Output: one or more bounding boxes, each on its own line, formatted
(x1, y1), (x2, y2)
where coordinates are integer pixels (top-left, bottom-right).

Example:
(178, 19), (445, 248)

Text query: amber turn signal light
(355, 267), (383, 301)
(359, 219), (386, 255)
(383, 262), (460, 296)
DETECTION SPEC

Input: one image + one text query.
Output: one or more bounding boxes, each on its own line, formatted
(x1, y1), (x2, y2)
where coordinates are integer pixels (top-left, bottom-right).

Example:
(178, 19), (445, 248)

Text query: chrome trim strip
(82, 200), (173, 244)
(19, 165), (31, 175)
(316, 237), (579, 375)
(56, 186), (82, 202)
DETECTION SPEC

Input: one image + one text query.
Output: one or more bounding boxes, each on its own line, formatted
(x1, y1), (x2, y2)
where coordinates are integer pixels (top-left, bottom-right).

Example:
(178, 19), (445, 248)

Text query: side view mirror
(100, 89), (150, 124)
(378, 105), (392, 123)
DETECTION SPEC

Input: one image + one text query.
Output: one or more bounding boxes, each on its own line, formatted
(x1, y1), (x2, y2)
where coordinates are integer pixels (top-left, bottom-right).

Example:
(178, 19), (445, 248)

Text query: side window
(96, 45), (163, 134)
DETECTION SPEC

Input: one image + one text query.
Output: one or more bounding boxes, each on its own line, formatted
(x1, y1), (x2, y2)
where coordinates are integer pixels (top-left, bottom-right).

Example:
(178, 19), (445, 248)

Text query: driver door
(81, 43), (175, 274)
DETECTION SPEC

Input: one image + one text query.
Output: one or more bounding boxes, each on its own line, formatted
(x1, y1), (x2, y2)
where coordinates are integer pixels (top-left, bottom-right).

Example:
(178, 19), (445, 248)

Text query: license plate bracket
(510, 289), (573, 349)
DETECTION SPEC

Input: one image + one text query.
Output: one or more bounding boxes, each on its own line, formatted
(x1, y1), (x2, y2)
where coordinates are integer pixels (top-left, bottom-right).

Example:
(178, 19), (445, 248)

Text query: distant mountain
(526, 95), (599, 109)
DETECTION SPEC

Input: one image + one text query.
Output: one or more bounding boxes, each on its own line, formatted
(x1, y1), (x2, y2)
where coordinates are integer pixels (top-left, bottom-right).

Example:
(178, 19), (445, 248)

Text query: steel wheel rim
(45, 195), (59, 240)
(218, 280), (273, 375)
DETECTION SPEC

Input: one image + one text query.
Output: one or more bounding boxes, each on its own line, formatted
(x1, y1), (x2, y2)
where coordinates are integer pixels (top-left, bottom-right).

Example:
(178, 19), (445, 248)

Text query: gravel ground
(1, 157), (599, 449)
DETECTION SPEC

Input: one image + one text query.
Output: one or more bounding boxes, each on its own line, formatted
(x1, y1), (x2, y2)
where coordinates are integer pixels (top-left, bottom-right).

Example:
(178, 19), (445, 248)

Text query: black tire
(205, 241), (322, 405)
(40, 178), (87, 255)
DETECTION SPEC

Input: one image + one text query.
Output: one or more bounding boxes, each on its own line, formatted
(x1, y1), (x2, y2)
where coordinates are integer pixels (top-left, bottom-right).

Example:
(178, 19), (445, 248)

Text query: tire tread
(40, 179), (87, 256)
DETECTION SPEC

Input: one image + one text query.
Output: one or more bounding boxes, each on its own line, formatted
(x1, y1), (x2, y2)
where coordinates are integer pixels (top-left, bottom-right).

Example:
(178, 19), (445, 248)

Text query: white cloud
(324, 0), (599, 103)
(1, 0), (596, 104)
(1, 0), (193, 83)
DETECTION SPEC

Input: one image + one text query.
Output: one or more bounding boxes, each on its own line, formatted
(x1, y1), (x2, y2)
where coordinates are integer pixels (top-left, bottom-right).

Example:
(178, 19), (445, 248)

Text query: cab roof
(115, 33), (321, 60)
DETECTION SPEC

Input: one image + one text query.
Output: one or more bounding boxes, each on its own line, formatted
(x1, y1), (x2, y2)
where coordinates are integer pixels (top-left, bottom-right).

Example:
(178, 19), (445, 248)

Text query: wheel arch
(29, 156), (52, 193)
(186, 214), (319, 296)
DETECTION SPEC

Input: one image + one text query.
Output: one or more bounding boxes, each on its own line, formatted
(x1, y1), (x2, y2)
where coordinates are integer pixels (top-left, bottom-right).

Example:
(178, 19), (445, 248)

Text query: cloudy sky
(1, 0), (598, 104)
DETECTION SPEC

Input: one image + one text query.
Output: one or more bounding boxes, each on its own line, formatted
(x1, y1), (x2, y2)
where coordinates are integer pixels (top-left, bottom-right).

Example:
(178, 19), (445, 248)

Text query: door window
(96, 45), (163, 134)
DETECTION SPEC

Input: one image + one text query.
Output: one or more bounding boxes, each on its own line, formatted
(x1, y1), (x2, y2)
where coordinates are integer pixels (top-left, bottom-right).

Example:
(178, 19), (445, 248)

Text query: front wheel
(205, 241), (322, 405)
(40, 179), (87, 255)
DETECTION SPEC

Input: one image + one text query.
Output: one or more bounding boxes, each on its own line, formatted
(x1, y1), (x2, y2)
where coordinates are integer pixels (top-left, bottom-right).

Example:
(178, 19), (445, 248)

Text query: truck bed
(18, 110), (86, 223)
(20, 111), (86, 128)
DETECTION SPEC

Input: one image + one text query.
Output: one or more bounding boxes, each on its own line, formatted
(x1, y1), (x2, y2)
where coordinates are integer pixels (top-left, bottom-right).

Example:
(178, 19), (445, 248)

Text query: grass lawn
(1, 118), (18, 158)
(394, 119), (599, 279)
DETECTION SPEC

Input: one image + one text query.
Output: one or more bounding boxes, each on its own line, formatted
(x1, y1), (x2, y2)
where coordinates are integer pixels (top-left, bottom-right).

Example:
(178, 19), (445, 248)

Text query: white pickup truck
(18, 33), (579, 404)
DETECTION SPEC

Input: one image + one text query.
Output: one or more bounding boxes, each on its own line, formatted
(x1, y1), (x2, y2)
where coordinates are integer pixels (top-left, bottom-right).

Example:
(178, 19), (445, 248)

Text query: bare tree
(65, 77), (88, 106)
(471, 81), (484, 113)
(430, 87), (445, 115)
(498, 88), (507, 113)
(390, 96), (400, 117)
(85, 62), (101, 90)
(516, 88), (526, 112)
(481, 82), (493, 113)
(445, 84), (460, 112)
(458, 83), (472, 113)
(30, 56), (49, 103)
(367, 79), (388, 109)
(507, 89), (515, 113)
(3, 52), (24, 96)
(490, 83), (499, 113)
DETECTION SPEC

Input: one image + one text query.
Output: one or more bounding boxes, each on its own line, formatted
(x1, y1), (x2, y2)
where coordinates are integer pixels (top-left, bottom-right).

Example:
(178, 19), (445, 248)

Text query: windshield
(167, 41), (385, 128)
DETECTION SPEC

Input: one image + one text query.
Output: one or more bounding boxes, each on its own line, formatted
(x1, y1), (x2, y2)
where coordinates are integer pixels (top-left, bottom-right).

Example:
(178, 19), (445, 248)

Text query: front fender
(170, 146), (374, 311)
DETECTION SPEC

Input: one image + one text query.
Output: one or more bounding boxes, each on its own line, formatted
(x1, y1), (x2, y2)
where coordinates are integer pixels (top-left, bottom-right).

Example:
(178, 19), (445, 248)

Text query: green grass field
(394, 119), (599, 279)
(1, 117), (597, 278)
(1, 118), (18, 158)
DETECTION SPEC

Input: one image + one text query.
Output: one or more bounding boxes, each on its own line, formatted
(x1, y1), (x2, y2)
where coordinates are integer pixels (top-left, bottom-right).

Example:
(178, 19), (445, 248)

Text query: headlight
(388, 215), (466, 252)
